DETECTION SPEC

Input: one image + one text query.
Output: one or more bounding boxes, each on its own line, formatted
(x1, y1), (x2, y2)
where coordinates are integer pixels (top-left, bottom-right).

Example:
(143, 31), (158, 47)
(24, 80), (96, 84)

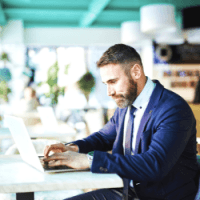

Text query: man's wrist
(65, 143), (79, 152)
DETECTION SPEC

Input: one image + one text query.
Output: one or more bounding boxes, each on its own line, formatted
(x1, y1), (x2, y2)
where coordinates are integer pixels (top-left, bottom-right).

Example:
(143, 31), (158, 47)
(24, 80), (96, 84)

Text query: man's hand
(43, 151), (90, 170)
(44, 143), (79, 158)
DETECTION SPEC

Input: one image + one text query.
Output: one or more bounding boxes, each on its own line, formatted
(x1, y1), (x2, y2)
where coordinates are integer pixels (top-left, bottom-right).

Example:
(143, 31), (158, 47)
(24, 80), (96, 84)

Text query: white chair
(37, 106), (59, 132)
(84, 108), (104, 136)
(2, 139), (84, 200)
(12, 111), (42, 126)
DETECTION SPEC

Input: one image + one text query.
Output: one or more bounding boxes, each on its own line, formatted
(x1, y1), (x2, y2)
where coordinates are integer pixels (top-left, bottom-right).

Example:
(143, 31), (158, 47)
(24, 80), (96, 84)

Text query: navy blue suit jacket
(73, 80), (198, 200)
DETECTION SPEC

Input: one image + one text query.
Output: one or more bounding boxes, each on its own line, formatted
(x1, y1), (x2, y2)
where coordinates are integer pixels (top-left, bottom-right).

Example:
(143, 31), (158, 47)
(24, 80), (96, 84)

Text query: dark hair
(97, 44), (143, 76)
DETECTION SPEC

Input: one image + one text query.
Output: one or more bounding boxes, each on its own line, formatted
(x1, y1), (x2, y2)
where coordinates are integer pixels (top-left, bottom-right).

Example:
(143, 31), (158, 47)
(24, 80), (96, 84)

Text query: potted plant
(77, 71), (95, 103)
(0, 81), (12, 103)
(1, 52), (10, 67)
(0, 52), (12, 103)
(38, 61), (67, 106)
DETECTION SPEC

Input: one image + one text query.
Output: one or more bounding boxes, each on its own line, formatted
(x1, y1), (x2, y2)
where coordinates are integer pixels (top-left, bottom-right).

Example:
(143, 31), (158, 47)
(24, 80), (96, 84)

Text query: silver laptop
(4, 115), (89, 173)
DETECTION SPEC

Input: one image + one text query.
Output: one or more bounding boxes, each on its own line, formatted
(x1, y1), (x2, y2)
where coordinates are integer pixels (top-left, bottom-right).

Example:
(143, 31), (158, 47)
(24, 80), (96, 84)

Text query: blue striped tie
(123, 106), (136, 200)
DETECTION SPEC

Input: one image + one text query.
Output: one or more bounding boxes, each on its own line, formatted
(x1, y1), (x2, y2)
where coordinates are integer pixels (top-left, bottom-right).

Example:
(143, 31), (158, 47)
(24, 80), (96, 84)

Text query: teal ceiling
(0, 0), (200, 28)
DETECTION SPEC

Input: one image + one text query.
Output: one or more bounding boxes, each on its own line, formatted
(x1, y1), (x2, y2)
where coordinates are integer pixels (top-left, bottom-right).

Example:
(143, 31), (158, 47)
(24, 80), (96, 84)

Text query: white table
(0, 155), (123, 200)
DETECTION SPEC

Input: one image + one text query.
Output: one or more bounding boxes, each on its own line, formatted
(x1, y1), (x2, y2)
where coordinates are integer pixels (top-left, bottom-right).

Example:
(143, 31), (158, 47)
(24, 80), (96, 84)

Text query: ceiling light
(121, 21), (151, 46)
(155, 24), (184, 45)
(186, 29), (200, 44)
(140, 4), (177, 35)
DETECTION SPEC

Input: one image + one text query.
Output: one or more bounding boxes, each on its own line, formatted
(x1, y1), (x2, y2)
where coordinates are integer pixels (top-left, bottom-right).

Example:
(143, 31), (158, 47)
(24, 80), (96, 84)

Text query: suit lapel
(134, 80), (165, 154)
(112, 107), (128, 155)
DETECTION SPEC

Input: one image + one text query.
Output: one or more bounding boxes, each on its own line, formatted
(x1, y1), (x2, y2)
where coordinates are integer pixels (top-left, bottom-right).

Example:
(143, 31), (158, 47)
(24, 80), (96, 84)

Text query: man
(43, 44), (198, 200)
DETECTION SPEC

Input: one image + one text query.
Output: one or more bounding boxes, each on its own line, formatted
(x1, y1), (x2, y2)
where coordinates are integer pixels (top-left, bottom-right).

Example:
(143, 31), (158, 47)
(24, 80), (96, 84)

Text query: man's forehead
(99, 64), (123, 82)
(99, 64), (122, 73)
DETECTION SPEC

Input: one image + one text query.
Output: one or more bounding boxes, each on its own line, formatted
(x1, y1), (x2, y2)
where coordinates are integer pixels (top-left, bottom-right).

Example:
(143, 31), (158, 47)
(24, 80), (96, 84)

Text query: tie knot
(130, 106), (136, 115)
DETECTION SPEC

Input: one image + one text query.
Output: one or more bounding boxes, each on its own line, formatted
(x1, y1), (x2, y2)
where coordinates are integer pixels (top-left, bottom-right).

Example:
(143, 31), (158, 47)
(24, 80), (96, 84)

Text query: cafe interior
(0, 0), (200, 199)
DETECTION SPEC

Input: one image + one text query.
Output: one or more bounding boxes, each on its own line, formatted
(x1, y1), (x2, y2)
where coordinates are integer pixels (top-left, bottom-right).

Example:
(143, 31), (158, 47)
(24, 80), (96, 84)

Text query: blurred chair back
(37, 106), (58, 132)
(12, 112), (41, 126)
(84, 108), (104, 136)
(189, 104), (200, 138)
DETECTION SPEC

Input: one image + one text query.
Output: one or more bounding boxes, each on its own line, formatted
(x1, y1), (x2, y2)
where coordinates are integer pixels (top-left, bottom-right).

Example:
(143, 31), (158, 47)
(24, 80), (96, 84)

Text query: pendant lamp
(155, 24), (184, 45)
(140, 4), (177, 35)
(121, 21), (150, 46)
(186, 29), (200, 44)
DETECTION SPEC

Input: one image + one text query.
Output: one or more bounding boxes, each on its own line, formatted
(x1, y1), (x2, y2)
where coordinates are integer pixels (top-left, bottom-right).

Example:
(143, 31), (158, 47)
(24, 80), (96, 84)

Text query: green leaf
(38, 61), (66, 105)
(64, 64), (70, 74)
(59, 87), (65, 96)
(37, 81), (46, 87)
(0, 81), (11, 102)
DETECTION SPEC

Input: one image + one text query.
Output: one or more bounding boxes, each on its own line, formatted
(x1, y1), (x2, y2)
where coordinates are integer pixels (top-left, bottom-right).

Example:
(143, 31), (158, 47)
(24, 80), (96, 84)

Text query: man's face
(100, 64), (137, 108)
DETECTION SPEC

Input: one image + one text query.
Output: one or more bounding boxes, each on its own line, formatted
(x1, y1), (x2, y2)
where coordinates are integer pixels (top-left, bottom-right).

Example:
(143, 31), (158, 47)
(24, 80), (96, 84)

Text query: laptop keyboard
(44, 162), (72, 170)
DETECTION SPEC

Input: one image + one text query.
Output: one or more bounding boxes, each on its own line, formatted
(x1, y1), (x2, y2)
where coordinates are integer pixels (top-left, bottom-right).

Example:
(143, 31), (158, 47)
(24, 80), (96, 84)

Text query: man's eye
(110, 80), (116, 84)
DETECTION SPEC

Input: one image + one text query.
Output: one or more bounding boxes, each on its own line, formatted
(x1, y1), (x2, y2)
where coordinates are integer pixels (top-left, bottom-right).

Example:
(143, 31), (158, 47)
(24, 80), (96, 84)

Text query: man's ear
(130, 64), (142, 80)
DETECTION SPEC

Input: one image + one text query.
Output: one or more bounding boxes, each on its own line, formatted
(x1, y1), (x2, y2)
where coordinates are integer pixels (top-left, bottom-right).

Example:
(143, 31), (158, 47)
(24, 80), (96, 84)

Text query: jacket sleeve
(91, 101), (197, 183)
(72, 108), (119, 154)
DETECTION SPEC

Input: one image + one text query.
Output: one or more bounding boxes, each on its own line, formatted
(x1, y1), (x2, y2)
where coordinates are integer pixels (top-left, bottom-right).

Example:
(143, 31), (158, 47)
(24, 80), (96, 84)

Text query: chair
(37, 106), (59, 132)
(12, 111), (42, 126)
(189, 104), (200, 138)
(1, 139), (84, 200)
(84, 108), (104, 136)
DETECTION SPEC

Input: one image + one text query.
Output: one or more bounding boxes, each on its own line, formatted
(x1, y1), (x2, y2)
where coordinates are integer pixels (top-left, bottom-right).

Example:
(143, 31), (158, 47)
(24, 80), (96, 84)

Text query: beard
(113, 79), (137, 108)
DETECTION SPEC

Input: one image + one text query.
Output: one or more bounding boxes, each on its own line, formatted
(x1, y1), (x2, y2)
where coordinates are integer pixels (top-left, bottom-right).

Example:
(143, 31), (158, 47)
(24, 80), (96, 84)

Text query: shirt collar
(132, 77), (156, 110)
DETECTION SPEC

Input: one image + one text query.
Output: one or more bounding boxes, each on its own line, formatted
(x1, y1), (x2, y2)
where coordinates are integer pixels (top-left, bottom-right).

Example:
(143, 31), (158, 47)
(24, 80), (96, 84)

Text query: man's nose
(107, 86), (115, 96)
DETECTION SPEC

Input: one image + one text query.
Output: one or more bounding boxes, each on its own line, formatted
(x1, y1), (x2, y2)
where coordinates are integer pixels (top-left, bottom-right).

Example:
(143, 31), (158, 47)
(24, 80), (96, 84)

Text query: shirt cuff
(87, 151), (94, 169)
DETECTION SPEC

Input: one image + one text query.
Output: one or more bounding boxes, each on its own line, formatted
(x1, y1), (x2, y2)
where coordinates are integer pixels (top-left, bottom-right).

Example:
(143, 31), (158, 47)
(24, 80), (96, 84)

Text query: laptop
(4, 115), (89, 173)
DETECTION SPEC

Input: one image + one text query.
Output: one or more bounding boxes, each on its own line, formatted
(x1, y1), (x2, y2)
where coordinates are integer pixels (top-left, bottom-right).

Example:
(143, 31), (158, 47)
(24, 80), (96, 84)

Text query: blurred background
(0, 0), (200, 153)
